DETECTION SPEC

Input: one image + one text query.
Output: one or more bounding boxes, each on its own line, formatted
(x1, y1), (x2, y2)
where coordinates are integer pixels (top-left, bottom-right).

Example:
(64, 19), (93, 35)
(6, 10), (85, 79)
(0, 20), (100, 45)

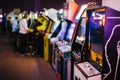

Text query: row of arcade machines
(44, 2), (96, 80)
(48, 3), (96, 80)
(34, 10), (56, 57)
(35, 3), (120, 80)
(46, 1), (80, 80)
(72, 6), (120, 80)
(46, 6), (120, 80)
(32, 8), (74, 80)
(37, 2), (79, 79)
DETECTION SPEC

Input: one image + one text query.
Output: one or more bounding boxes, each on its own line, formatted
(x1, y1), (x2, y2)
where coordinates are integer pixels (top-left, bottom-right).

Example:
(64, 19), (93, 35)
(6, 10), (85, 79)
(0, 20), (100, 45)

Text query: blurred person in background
(11, 16), (19, 51)
(6, 16), (12, 44)
(18, 13), (30, 55)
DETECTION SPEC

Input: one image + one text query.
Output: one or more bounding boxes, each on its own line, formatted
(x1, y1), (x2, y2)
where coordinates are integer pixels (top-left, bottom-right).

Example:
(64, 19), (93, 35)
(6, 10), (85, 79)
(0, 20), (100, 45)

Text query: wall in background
(35, 0), (41, 11)
(0, 0), (66, 13)
(102, 0), (120, 11)
(0, 0), (103, 13)
(40, 0), (66, 10)
(23, 0), (35, 12)
(0, 0), (24, 12)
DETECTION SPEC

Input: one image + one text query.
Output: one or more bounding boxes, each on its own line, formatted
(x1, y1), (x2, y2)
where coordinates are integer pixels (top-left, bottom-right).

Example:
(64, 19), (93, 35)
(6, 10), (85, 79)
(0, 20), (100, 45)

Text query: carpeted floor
(0, 35), (57, 80)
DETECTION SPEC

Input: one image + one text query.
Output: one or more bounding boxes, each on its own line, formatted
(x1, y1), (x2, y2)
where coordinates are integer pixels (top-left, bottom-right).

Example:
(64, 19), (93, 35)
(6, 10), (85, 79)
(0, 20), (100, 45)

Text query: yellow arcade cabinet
(43, 8), (59, 61)
(37, 15), (48, 31)
(44, 18), (54, 61)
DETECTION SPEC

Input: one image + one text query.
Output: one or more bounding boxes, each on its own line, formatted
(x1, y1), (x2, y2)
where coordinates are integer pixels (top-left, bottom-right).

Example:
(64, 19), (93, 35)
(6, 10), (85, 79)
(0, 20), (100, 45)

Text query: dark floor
(0, 35), (57, 80)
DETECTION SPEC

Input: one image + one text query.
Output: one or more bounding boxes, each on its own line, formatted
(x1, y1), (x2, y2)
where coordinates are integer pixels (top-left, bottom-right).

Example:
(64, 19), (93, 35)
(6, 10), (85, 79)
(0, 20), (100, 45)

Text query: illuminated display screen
(51, 20), (68, 40)
(64, 52), (71, 58)
(58, 20), (68, 41)
(0, 14), (3, 18)
(65, 23), (76, 42)
(88, 11), (105, 66)
(51, 19), (75, 42)
(51, 21), (62, 38)
(51, 21), (60, 33)
(75, 17), (86, 45)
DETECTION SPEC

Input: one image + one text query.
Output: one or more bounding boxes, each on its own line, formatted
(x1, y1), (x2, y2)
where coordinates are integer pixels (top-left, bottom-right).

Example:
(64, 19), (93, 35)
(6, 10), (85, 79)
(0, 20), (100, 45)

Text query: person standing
(6, 16), (12, 44)
(18, 13), (29, 55)
(11, 16), (19, 51)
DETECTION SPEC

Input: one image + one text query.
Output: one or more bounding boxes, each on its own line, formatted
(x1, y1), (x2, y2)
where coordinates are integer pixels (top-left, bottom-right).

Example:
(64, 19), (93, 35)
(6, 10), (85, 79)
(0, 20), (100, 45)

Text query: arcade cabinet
(74, 6), (120, 80)
(44, 17), (54, 61)
(53, 21), (76, 80)
(50, 19), (73, 73)
(71, 3), (99, 80)
(43, 8), (58, 62)
(72, 17), (88, 80)
(72, 4), (88, 62)
(48, 20), (60, 64)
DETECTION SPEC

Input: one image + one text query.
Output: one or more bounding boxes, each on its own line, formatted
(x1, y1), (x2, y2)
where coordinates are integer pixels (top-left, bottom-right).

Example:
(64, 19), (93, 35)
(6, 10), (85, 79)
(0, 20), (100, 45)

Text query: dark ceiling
(0, 0), (101, 13)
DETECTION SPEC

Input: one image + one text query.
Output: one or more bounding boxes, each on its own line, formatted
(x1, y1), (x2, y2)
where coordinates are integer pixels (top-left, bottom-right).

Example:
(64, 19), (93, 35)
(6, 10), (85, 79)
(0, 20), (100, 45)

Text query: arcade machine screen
(50, 21), (60, 34)
(75, 17), (86, 46)
(37, 16), (49, 31)
(72, 17), (86, 61)
(65, 23), (76, 42)
(0, 14), (3, 23)
(88, 10), (105, 66)
(50, 22), (62, 38)
(57, 20), (68, 41)
(51, 20), (68, 40)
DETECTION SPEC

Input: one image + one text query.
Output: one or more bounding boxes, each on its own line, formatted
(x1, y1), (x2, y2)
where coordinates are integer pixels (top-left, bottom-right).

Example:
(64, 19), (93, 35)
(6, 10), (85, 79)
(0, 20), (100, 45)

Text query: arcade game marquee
(73, 6), (120, 80)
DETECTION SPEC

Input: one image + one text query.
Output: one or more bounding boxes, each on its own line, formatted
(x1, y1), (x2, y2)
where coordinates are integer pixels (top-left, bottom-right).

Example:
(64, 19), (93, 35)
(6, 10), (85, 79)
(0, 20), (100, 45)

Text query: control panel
(74, 61), (101, 80)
